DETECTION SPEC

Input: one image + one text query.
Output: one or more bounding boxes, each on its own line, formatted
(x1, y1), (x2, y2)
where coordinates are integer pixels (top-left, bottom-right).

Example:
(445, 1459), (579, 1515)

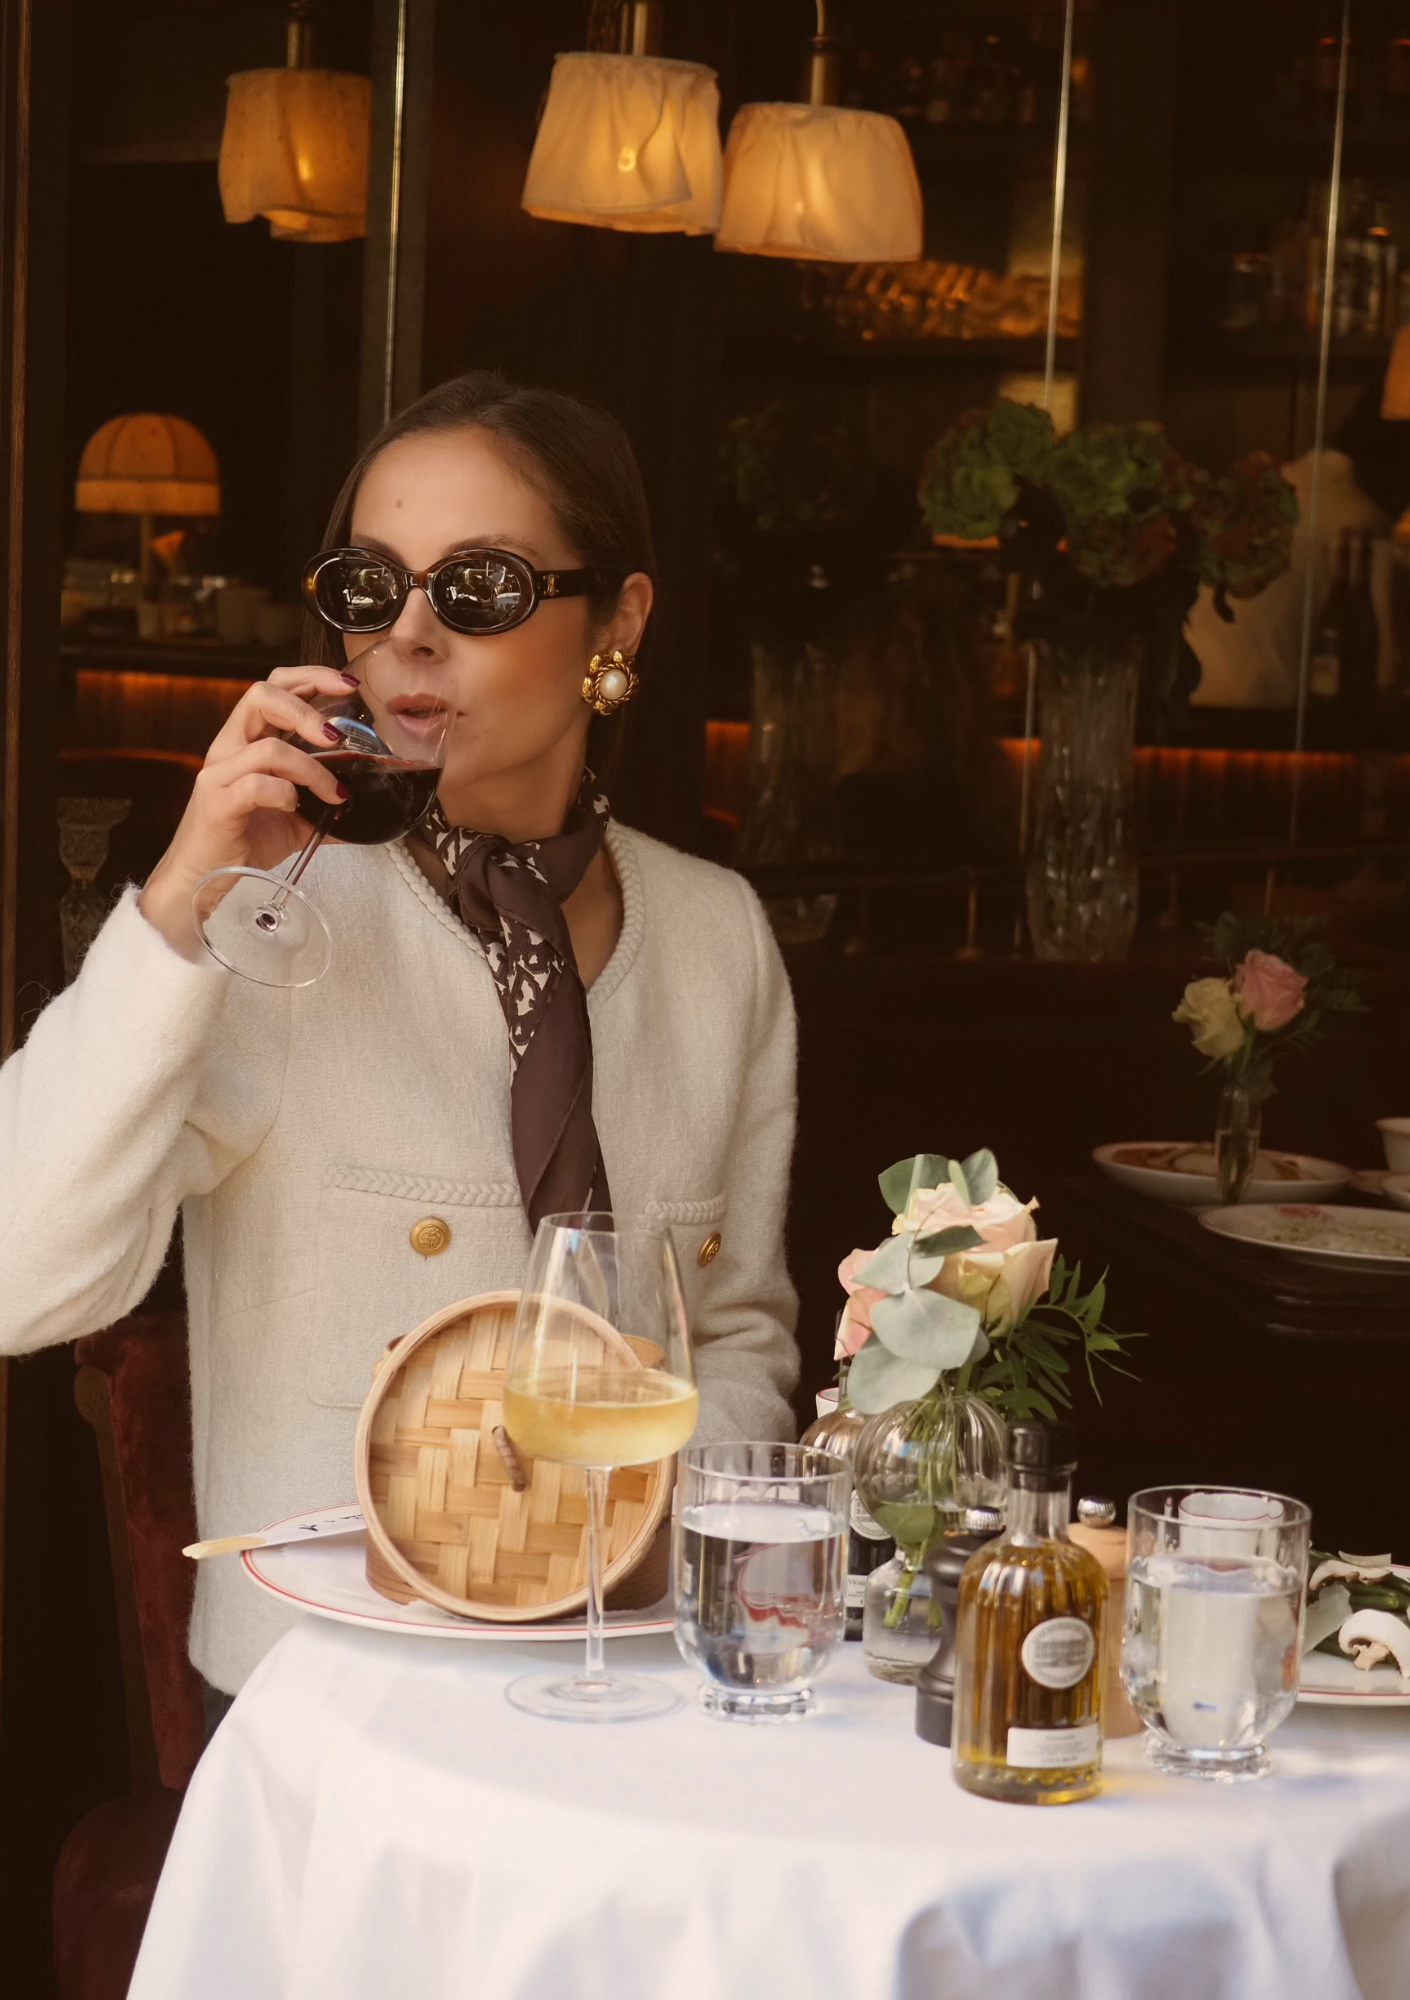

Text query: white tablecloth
(131, 1616), (1410, 2000)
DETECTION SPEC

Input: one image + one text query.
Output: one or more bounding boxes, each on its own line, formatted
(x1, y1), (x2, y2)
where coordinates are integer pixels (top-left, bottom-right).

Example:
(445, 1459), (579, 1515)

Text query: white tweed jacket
(0, 822), (800, 1690)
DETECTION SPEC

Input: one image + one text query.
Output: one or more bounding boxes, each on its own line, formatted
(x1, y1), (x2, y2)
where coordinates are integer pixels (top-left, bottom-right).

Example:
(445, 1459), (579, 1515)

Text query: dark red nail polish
(323, 722), (341, 741)
(335, 782), (350, 800)
(340, 672), (360, 686)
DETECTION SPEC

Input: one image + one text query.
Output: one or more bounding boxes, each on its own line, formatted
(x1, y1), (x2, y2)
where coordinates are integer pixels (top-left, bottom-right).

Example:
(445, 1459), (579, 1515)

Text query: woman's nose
(389, 585), (445, 656)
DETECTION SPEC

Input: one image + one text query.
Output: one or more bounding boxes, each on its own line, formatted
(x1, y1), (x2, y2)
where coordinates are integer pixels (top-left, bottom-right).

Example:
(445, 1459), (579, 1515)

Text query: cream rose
(887, 1182), (1056, 1336)
(891, 1182), (1040, 1251)
(1172, 976), (1245, 1060)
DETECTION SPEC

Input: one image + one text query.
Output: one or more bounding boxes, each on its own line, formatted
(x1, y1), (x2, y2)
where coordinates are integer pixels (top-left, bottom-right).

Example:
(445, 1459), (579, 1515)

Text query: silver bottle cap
(963, 1505), (1003, 1535)
(1077, 1496), (1116, 1527)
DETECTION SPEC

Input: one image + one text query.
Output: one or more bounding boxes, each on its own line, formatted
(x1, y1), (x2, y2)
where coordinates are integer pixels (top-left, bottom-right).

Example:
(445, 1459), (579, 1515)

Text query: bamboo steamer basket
(353, 1290), (676, 1623)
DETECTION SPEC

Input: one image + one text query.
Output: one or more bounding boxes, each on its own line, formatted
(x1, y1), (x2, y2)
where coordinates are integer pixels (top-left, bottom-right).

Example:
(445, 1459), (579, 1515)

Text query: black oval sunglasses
(302, 545), (607, 637)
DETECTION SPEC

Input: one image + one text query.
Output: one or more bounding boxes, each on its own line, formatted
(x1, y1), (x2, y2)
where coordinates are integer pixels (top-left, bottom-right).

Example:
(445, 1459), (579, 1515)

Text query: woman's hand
(138, 665), (358, 961)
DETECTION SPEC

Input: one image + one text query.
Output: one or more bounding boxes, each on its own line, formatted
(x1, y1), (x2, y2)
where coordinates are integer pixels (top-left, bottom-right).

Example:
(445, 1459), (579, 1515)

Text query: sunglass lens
(435, 555), (529, 632)
(318, 556), (400, 629)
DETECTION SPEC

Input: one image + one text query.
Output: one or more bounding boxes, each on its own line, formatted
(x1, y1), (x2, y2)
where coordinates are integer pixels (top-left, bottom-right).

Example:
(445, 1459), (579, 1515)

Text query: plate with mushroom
(1299, 1550), (1410, 1706)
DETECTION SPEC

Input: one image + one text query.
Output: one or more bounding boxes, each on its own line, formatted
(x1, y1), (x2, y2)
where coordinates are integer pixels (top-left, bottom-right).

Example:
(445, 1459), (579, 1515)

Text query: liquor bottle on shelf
(1339, 528), (1379, 729)
(951, 1421), (1107, 1806)
(1310, 528), (1352, 707)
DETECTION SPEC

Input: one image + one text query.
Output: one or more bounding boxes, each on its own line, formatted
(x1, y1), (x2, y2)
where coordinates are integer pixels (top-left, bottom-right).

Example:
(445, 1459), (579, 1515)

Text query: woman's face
(346, 428), (650, 815)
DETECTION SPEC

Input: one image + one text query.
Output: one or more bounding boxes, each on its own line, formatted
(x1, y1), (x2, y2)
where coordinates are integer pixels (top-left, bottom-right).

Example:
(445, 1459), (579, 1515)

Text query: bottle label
(845, 1573), (868, 1610)
(850, 1492), (890, 1540)
(1006, 1722), (1101, 1770)
(1020, 1616), (1096, 1690)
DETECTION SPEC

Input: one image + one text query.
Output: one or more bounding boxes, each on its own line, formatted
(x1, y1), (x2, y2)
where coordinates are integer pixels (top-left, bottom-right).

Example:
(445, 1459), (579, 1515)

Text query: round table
(130, 1616), (1410, 2000)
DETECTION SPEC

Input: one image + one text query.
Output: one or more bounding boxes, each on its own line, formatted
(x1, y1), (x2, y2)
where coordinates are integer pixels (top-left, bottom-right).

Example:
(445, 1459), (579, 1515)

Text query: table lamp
(218, 0), (370, 242)
(715, 0), (922, 261)
(521, 3), (721, 234)
(75, 413), (221, 606)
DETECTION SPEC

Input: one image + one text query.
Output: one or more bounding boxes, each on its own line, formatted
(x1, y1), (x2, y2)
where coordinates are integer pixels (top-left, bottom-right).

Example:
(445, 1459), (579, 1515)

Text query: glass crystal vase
(1214, 1081), (1262, 1205)
(1025, 637), (1141, 962)
(852, 1390), (1008, 1685)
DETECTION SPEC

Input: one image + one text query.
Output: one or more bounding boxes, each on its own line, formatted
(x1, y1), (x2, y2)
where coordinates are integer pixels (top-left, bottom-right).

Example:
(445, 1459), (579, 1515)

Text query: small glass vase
(1024, 636), (1141, 962)
(852, 1389), (1007, 1684)
(1215, 1082), (1262, 1205)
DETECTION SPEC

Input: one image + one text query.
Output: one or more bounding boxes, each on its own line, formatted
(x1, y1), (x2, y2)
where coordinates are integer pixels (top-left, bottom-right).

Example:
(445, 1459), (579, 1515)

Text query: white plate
(1198, 1203), (1410, 1268)
(1381, 1173), (1410, 1212)
(1299, 1649), (1410, 1706)
(242, 1506), (675, 1641)
(1093, 1142), (1350, 1207)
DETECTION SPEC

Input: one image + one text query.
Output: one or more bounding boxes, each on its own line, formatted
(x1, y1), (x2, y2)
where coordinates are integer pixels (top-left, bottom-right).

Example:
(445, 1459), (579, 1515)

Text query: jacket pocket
(305, 1165), (527, 1409)
(643, 1192), (728, 1315)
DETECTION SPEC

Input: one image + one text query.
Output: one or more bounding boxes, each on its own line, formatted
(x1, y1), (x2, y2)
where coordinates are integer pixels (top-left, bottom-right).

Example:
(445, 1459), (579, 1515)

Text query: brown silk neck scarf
(423, 771), (612, 1231)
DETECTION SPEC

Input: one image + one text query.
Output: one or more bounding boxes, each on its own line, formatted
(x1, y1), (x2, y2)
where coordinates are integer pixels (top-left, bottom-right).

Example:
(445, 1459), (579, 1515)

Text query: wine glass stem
(583, 1465), (609, 1684)
(266, 825), (329, 914)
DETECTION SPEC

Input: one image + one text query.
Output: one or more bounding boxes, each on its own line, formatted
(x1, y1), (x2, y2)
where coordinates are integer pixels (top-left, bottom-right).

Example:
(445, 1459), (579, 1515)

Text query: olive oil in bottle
(952, 1421), (1107, 1805)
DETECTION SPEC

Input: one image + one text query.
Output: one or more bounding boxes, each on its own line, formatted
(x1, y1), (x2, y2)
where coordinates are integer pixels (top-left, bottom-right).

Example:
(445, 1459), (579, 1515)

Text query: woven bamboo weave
(353, 1291), (674, 1622)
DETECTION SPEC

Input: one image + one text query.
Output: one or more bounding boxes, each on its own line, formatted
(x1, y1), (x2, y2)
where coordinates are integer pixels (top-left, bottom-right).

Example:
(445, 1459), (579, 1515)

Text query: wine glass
(501, 1212), (698, 1723)
(191, 637), (452, 986)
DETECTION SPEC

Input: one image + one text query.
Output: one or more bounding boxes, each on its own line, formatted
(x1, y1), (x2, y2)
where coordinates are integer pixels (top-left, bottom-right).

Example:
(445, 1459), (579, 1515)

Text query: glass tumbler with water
(673, 1443), (849, 1721)
(1121, 1485), (1310, 1781)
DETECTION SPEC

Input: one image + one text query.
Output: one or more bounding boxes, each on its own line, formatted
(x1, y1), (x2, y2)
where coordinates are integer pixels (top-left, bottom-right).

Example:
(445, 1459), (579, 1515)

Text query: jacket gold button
(410, 1217), (451, 1257)
(698, 1231), (721, 1268)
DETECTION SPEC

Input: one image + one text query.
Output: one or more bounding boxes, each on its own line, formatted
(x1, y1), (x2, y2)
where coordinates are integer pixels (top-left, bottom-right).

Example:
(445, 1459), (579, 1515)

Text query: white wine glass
(191, 637), (453, 986)
(502, 1212), (698, 1722)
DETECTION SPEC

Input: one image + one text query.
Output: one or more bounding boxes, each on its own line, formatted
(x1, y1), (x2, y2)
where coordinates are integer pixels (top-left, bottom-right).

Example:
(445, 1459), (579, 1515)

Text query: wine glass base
(1143, 1733), (1270, 1782)
(193, 867), (332, 987)
(698, 1685), (814, 1723)
(504, 1669), (678, 1724)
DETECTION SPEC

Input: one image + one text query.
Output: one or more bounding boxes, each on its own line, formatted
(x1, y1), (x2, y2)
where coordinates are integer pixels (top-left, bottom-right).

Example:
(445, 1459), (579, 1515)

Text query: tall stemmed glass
(502, 1213), (698, 1722)
(191, 637), (452, 986)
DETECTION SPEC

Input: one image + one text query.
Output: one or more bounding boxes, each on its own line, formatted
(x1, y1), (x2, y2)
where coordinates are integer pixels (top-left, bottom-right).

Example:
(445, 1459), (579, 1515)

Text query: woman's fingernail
(335, 782), (350, 800)
(340, 672), (360, 686)
(323, 722), (341, 741)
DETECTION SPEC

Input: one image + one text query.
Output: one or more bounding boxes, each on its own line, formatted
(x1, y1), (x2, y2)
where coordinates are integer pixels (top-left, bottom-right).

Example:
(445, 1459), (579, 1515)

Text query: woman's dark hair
(303, 370), (657, 785)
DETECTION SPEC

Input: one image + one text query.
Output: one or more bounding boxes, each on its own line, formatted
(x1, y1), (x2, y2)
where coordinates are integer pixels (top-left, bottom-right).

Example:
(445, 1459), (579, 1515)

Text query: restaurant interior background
(5, 0), (1410, 1987)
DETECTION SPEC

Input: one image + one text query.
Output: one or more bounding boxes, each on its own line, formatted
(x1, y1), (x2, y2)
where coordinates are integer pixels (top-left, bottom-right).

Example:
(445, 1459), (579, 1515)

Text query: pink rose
(895, 1182), (1039, 1252)
(836, 1248), (886, 1358)
(1233, 950), (1307, 1033)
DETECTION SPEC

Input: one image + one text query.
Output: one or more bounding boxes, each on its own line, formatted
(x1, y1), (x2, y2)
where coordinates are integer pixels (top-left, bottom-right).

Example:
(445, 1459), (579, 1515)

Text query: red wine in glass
(295, 750), (440, 844)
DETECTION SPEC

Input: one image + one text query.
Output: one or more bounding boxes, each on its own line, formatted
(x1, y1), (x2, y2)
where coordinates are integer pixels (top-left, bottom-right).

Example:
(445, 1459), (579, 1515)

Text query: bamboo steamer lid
(353, 1290), (675, 1623)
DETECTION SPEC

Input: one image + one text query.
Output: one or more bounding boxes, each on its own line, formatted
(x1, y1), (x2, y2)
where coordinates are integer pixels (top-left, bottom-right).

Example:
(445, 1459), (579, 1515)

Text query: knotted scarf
(421, 771), (612, 1232)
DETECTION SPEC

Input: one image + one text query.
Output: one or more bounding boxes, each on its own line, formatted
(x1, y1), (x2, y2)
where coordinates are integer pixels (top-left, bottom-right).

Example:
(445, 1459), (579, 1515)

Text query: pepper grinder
(914, 1505), (1003, 1748)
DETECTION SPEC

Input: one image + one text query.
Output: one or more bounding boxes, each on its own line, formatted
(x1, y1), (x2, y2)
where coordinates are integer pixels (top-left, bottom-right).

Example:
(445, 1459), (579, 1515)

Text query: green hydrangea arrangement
(916, 401), (1297, 697)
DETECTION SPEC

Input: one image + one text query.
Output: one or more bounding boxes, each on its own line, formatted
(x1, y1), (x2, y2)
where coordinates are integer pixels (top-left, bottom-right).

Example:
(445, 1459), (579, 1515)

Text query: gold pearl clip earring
(582, 649), (640, 716)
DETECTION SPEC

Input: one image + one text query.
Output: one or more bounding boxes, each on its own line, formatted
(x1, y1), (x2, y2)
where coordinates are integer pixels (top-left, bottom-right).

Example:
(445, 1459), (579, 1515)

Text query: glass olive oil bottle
(952, 1421), (1107, 1805)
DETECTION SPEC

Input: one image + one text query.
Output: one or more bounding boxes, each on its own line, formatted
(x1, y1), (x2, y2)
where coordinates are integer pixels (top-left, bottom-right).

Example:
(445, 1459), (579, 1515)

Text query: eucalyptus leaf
(948, 1158), (971, 1207)
(846, 1334), (942, 1415)
(872, 1285), (983, 1367)
(914, 1225), (984, 1257)
(856, 1232), (944, 1294)
(962, 1149), (998, 1205)
(878, 1154), (950, 1216)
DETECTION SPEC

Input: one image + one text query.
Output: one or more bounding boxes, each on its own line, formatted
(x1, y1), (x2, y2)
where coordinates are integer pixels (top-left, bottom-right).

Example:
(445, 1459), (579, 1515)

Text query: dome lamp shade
(521, 51), (722, 235)
(75, 414), (221, 518)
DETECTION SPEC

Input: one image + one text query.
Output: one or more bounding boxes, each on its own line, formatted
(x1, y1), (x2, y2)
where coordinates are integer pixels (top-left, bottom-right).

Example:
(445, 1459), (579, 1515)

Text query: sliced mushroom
(1339, 1609), (1410, 1676)
(1311, 1557), (1396, 1591)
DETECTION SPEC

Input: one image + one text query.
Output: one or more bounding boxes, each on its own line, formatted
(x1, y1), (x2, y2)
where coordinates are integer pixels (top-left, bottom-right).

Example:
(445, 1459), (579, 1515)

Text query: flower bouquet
(1173, 912), (1363, 1204)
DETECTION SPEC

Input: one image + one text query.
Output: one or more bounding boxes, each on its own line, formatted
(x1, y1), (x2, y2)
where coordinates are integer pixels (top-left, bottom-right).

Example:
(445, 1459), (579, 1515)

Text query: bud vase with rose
(835, 1149), (1137, 1683)
(1173, 913), (1362, 1205)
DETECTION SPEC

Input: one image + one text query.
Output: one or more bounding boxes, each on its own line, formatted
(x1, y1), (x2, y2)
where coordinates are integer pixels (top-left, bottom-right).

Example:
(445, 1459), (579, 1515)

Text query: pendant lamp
(521, 2), (722, 235)
(715, 4), (922, 262)
(218, 1), (370, 243)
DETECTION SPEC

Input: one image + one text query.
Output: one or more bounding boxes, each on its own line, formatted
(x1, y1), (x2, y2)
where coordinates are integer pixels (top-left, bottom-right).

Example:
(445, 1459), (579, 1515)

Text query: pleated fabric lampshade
(715, 103), (923, 262)
(75, 415), (221, 518)
(521, 52), (722, 235)
(219, 68), (371, 242)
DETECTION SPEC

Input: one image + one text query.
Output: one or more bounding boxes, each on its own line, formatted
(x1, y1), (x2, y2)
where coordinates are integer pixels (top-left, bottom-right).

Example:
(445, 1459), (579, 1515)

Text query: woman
(0, 372), (799, 1694)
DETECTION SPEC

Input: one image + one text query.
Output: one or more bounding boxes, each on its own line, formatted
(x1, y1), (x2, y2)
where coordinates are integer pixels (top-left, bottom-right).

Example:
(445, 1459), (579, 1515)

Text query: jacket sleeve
(0, 890), (280, 1355)
(689, 876), (801, 1446)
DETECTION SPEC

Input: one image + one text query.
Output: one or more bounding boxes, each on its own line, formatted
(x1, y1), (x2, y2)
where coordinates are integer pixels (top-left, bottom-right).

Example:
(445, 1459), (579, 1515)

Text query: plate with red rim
(1093, 1142), (1350, 1207)
(1299, 1649), (1410, 1707)
(1198, 1202), (1410, 1269)
(242, 1506), (675, 1641)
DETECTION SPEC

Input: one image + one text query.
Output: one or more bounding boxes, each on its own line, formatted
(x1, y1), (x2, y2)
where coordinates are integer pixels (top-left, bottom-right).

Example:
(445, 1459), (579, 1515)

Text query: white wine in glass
(501, 1212), (697, 1722)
